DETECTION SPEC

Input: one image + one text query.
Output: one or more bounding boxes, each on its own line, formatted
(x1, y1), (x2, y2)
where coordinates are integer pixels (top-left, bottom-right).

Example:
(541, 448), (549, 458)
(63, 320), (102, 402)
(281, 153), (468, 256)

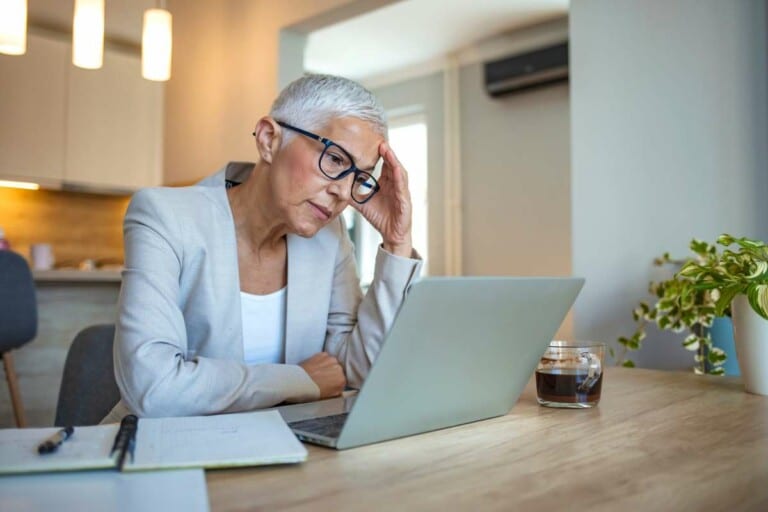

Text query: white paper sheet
(0, 469), (209, 512)
(130, 410), (307, 470)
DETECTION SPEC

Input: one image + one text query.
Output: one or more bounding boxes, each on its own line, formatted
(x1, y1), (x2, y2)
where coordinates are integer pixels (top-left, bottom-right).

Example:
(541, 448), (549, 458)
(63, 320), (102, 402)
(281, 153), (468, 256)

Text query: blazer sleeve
(323, 217), (423, 387)
(114, 189), (318, 418)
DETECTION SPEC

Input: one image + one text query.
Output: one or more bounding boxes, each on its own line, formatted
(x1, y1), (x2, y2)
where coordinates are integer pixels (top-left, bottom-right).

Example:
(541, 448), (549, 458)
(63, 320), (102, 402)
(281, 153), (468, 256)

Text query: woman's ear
(253, 117), (283, 164)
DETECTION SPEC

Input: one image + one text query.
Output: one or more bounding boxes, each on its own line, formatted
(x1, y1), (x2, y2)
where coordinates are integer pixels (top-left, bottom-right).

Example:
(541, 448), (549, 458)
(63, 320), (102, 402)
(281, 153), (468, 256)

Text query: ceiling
(304, 0), (569, 81)
(28, 0), (154, 45)
(26, 0), (569, 78)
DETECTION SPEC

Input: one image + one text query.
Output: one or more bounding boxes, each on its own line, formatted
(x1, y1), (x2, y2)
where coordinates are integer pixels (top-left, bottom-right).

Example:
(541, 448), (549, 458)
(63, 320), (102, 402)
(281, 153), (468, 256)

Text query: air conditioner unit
(484, 41), (569, 97)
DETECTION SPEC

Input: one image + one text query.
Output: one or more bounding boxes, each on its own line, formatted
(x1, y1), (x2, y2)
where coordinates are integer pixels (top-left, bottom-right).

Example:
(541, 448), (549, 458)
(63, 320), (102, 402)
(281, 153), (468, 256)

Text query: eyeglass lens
(320, 145), (380, 202)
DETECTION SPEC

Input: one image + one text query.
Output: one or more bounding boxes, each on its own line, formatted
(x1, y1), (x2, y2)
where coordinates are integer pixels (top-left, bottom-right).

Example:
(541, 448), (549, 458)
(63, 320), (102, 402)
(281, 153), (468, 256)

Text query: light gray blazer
(105, 162), (422, 421)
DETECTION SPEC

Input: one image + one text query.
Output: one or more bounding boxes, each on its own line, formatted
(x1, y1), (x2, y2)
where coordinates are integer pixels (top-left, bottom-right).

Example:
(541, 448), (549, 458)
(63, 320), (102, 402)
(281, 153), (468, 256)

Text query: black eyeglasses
(269, 121), (381, 204)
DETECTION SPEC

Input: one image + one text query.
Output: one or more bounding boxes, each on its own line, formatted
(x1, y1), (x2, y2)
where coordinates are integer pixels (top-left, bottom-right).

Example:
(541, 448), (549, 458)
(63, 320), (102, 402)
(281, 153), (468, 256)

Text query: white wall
(570, 0), (768, 369)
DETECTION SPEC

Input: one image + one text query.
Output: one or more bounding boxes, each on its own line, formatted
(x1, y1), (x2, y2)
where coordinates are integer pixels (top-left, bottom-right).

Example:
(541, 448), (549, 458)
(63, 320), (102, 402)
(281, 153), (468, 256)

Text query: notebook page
(0, 424), (119, 475)
(128, 410), (307, 471)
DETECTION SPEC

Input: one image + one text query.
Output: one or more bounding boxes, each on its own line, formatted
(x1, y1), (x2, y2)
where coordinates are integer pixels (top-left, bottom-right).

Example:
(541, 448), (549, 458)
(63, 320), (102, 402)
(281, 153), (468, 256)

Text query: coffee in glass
(536, 341), (606, 408)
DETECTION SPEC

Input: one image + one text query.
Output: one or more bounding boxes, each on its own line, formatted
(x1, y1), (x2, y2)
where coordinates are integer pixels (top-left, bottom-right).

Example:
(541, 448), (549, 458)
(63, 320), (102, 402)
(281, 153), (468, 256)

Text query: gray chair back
(55, 324), (121, 427)
(0, 251), (37, 351)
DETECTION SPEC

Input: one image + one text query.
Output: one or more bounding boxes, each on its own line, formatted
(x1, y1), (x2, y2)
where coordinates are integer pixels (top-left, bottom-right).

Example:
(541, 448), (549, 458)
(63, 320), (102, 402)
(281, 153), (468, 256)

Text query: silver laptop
(276, 276), (584, 450)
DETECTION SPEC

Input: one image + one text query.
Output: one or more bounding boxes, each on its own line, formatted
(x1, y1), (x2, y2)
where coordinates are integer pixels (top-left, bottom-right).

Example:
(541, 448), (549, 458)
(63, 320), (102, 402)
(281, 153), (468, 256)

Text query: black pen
(37, 426), (74, 454)
(112, 414), (139, 470)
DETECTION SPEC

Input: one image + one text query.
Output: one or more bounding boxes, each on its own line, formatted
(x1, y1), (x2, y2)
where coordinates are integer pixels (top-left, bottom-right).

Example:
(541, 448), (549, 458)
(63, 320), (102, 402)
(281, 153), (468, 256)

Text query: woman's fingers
(380, 142), (408, 189)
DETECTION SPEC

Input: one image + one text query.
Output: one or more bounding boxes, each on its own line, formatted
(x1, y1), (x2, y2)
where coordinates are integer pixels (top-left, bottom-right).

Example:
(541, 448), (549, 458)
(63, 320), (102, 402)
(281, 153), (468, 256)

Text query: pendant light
(72, 0), (104, 69)
(141, 3), (172, 81)
(0, 0), (27, 55)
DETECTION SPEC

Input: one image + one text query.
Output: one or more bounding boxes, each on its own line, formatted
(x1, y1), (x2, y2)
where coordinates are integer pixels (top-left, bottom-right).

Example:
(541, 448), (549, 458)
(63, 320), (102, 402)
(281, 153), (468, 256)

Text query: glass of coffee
(535, 341), (606, 408)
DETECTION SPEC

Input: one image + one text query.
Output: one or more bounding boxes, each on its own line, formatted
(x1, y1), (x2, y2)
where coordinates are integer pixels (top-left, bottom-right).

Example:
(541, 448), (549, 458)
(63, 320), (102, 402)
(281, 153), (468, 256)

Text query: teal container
(709, 316), (740, 376)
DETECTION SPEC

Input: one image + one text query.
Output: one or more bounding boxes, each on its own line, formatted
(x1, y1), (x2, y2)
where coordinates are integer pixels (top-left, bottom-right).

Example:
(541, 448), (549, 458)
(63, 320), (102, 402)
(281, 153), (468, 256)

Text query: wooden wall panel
(0, 188), (130, 267)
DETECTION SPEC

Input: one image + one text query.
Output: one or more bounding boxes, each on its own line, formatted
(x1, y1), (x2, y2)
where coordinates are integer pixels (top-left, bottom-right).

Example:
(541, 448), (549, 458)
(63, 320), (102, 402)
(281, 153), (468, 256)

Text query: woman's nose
(326, 173), (354, 201)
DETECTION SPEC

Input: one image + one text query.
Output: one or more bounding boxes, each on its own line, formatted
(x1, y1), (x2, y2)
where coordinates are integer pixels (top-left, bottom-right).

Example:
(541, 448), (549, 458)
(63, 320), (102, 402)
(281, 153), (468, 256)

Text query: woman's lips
(308, 201), (332, 220)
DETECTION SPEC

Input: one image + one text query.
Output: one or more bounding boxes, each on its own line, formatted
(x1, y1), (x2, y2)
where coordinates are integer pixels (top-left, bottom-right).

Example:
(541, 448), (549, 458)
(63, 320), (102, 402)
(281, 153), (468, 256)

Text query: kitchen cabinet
(0, 33), (163, 191)
(66, 49), (163, 190)
(0, 35), (68, 184)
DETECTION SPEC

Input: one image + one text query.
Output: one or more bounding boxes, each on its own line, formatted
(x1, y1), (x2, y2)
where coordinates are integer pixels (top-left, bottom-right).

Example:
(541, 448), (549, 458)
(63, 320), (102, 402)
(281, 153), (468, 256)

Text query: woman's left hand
(352, 142), (413, 258)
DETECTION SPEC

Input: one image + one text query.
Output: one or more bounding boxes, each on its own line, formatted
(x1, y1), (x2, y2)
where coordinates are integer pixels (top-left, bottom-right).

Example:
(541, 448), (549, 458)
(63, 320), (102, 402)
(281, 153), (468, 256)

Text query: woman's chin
(291, 220), (324, 238)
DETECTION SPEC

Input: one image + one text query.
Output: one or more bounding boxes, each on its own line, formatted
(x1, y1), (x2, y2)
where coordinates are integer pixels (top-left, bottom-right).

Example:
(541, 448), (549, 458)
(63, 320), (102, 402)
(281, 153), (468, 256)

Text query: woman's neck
(227, 163), (288, 255)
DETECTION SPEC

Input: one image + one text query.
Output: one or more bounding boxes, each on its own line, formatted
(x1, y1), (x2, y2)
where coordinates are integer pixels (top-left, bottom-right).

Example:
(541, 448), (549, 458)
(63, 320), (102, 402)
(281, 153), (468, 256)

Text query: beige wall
(164, 0), (356, 185)
(459, 77), (570, 279)
(457, 24), (572, 337)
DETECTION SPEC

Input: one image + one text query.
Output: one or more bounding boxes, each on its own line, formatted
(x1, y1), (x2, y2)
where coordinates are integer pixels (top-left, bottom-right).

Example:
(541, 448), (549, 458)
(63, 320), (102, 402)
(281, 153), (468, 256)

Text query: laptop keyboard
(288, 413), (349, 438)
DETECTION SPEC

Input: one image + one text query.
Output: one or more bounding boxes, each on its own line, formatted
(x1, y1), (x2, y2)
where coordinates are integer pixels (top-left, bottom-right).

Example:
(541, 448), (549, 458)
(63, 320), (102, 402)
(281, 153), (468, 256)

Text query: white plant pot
(731, 294), (768, 395)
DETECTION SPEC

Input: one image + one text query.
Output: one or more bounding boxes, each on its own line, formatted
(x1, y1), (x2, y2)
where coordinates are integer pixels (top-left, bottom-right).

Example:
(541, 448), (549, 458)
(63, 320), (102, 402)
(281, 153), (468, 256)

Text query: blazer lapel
(284, 230), (336, 364)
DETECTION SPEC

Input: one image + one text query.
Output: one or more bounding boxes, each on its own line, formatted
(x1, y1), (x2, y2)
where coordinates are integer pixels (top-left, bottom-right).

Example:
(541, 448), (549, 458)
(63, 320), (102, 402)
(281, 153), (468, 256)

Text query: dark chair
(55, 324), (121, 427)
(0, 250), (38, 427)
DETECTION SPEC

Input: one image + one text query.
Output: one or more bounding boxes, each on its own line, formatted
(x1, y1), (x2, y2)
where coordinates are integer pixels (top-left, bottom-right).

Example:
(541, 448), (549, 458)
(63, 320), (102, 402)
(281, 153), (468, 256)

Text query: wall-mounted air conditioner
(484, 41), (568, 97)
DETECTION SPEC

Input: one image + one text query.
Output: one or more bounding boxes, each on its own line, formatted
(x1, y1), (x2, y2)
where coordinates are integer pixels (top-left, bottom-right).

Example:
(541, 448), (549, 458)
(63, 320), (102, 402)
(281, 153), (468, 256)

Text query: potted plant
(619, 234), (768, 394)
(617, 243), (726, 376)
(678, 234), (768, 394)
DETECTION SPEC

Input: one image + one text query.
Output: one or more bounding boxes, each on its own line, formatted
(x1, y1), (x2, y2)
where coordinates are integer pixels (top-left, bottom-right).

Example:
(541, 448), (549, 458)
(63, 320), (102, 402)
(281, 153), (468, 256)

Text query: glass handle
(577, 351), (602, 392)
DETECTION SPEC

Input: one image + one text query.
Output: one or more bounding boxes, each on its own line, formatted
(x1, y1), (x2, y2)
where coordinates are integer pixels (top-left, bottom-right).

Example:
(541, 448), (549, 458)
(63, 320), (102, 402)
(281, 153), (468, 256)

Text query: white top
(241, 287), (287, 365)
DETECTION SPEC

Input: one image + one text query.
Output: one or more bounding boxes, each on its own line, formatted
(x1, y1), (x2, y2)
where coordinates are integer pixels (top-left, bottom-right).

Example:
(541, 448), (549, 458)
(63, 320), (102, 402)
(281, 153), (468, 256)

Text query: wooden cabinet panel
(65, 49), (163, 190)
(0, 35), (68, 183)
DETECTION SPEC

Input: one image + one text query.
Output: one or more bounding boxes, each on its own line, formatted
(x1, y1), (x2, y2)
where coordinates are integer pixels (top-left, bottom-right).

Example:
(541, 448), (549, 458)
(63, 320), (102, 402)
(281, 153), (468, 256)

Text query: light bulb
(142, 8), (172, 81)
(0, 0), (27, 55)
(72, 0), (104, 69)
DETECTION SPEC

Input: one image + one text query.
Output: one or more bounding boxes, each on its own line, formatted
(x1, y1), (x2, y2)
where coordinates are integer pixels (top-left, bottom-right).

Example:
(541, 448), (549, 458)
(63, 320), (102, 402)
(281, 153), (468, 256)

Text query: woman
(103, 74), (422, 421)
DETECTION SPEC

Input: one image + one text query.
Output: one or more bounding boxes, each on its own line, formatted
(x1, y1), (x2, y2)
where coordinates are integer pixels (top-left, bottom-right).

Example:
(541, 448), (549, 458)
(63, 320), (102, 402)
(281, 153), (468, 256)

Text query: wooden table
(206, 367), (768, 511)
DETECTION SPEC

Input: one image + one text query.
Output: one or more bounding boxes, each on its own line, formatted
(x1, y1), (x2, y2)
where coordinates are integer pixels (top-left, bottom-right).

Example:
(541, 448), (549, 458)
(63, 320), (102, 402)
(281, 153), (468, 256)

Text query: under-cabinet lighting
(0, 179), (40, 190)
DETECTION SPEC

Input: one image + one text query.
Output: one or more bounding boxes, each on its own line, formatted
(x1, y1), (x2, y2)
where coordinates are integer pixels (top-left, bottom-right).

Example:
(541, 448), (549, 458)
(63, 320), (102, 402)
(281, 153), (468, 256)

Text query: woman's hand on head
(352, 142), (413, 258)
(299, 352), (346, 399)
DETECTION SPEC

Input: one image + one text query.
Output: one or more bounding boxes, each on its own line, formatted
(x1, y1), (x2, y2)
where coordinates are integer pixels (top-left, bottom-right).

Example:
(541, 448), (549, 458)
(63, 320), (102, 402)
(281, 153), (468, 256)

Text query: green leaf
(683, 334), (700, 351)
(715, 285), (742, 316)
(691, 239), (709, 255)
(747, 260), (768, 280)
(707, 347), (727, 364)
(717, 234), (735, 247)
(622, 360), (636, 368)
(747, 284), (768, 320)
(735, 237), (766, 250)
(678, 263), (702, 278)
(708, 367), (726, 376)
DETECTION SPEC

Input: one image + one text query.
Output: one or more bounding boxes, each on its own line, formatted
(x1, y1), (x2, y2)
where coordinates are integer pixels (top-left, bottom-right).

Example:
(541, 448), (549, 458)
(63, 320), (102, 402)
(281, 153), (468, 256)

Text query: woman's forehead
(321, 117), (384, 166)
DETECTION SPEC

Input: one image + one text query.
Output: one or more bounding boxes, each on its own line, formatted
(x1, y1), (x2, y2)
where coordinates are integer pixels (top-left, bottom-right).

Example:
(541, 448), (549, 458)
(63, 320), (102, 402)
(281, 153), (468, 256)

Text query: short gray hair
(269, 74), (387, 145)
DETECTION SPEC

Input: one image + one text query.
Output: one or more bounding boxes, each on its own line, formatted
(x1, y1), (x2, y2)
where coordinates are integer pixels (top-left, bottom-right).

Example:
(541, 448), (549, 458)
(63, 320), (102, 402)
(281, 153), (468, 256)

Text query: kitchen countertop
(32, 269), (123, 283)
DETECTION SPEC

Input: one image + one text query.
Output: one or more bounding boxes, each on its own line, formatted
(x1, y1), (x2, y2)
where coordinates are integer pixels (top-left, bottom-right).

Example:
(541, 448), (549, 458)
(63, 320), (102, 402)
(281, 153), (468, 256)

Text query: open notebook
(0, 410), (307, 475)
